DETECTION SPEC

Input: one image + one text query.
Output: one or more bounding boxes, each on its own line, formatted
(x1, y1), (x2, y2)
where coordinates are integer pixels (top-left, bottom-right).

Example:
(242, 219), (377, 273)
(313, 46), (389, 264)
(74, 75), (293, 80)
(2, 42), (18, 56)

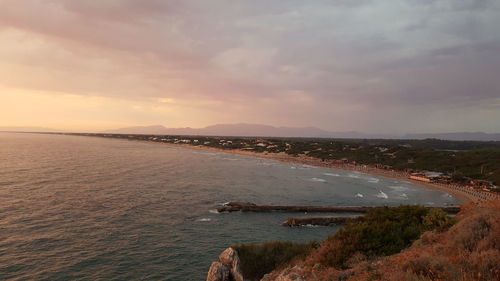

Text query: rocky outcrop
(207, 262), (231, 281)
(207, 247), (244, 281)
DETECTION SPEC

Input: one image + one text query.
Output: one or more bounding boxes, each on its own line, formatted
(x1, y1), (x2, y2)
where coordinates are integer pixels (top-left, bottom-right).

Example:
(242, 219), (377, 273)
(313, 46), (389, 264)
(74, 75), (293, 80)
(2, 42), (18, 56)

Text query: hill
(102, 124), (500, 141)
(101, 123), (360, 138)
(249, 200), (499, 281)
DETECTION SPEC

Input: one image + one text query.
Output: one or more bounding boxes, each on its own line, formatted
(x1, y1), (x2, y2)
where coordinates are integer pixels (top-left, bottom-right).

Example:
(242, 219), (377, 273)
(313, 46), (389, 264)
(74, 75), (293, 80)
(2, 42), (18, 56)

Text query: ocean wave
(310, 177), (326, 182)
(398, 193), (409, 200)
(355, 193), (364, 198)
(348, 174), (360, 178)
(323, 173), (340, 177)
(388, 185), (409, 191)
(219, 157), (239, 161)
(375, 191), (389, 199)
(209, 209), (219, 214)
(193, 152), (218, 156)
(367, 178), (380, 183)
(197, 218), (211, 222)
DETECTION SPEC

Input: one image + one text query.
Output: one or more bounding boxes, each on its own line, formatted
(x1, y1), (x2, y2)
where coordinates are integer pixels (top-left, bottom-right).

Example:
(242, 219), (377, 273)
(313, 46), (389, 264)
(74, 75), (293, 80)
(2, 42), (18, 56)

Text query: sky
(1, 0), (499, 133)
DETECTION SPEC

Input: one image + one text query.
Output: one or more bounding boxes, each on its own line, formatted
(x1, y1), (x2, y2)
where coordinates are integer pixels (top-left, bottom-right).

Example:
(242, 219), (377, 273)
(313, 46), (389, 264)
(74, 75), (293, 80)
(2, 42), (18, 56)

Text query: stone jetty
(282, 215), (360, 227)
(217, 202), (461, 214)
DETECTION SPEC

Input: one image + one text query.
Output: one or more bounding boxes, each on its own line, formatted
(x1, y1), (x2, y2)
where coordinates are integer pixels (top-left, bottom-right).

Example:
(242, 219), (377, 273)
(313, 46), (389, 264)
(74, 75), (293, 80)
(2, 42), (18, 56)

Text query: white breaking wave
(348, 174), (360, 178)
(388, 185), (409, 191)
(367, 178), (380, 183)
(355, 193), (364, 198)
(399, 193), (408, 199)
(209, 209), (219, 214)
(220, 157), (239, 161)
(304, 224), (320, 228)
(193, 152), (218, 156)
(310, 177), (326, 182)
(323, 173), (340, 177)
(375, 191), (389, 199)
(197, 218), (211, 222)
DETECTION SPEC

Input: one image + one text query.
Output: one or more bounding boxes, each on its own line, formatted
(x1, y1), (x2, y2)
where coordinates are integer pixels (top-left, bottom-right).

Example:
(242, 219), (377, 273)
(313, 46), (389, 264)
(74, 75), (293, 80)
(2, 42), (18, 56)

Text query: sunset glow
(1, 0), (499, 133)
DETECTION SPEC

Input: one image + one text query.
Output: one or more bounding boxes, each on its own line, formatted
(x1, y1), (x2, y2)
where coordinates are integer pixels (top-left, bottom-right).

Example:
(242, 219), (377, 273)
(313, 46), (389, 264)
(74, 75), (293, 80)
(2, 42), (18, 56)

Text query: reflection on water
(0, 133), (463, 280)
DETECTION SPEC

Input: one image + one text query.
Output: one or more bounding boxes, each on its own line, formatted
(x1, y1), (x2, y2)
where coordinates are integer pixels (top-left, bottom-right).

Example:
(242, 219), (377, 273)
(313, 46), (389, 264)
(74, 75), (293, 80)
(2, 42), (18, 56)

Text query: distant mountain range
(102, 124), (344, 138)
(2, 124), (498, 141)
(101, 124), (500, 141)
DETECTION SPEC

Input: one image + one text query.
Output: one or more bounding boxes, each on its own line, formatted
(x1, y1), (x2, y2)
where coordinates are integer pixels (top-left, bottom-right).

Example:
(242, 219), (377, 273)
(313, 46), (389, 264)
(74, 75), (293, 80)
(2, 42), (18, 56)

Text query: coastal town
(56, 132), (500, 202)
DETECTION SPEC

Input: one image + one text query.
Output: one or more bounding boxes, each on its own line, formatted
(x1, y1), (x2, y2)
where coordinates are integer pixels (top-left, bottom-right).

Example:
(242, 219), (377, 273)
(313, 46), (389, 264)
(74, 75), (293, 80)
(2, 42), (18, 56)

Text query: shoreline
(147, 141), (479, 203)
(28, 131), (493, 203)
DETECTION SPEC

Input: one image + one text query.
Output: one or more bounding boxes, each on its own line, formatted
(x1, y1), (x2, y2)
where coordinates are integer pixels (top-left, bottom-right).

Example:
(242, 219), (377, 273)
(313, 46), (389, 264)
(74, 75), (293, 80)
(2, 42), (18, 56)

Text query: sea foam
(399, 193), (408, 199)
(375, 191), (389, 199)
(310, 177), (326, 182)
(323, 173), (340, 177)
(388, 185), (409, 191)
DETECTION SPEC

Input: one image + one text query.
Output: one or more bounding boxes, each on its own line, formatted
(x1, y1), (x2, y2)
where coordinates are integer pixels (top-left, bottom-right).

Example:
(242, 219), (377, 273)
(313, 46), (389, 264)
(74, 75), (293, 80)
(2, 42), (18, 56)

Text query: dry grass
(263, 200), (500, 281)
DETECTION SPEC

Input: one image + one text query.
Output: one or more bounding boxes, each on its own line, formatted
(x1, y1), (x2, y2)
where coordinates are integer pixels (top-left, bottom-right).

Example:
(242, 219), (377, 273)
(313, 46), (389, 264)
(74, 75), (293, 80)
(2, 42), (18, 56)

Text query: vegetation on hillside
(261, 200), (500, 281)
(309, 206), (456, 269)
(292, 141), (500, 185)
(233, 206), (456, 280)
(232, 241), (319, 281)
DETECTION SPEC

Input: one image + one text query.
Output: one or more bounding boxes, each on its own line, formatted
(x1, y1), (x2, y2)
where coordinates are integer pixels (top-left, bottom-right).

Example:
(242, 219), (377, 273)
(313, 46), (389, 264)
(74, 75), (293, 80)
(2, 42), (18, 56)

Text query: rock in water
(206, 247), (244, 281)
(206, 262), (231, 281)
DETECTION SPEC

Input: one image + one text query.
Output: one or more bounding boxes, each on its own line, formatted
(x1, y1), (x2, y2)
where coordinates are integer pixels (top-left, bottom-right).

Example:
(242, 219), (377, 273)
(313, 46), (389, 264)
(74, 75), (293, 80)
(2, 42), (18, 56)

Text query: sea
(0, 133), (464, 280)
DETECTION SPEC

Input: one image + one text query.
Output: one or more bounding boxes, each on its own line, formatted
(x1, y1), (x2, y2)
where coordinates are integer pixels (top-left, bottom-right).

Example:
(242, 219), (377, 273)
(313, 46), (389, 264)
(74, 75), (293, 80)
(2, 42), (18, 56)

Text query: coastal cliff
(262, 200), (499, 281)
(207, 201), (500, 281)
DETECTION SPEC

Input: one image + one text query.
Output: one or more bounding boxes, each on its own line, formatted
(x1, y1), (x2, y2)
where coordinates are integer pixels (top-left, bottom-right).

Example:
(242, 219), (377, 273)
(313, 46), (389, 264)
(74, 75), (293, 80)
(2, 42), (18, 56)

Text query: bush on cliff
(260, 201), (499, 281)
(309, 205), (456, 269)
(233, 241), (319, 280)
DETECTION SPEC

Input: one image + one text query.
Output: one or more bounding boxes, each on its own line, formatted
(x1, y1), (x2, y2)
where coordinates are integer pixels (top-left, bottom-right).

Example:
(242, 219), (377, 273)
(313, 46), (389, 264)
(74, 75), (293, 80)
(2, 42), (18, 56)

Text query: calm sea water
(0, 133), (463, 280)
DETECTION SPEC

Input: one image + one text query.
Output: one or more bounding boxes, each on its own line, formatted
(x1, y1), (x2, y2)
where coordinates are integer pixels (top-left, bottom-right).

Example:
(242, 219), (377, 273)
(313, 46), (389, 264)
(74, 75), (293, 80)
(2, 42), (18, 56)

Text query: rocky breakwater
(206, 248), (245, 281)
(282, 215), (360, 227)
(217, 202), (461, 214)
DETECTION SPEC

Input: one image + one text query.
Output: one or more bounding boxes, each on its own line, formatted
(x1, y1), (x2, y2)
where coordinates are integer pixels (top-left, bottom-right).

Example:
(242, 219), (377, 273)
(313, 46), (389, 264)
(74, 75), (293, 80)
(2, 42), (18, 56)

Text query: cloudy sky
(1, 0), (499, 133)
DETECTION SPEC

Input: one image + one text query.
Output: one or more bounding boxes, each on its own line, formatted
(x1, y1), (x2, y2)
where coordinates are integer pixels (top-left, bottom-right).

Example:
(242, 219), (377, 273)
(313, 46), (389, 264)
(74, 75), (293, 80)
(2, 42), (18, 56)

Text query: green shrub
(233, 241), (319, 280)
(312, 206), (456, 269)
